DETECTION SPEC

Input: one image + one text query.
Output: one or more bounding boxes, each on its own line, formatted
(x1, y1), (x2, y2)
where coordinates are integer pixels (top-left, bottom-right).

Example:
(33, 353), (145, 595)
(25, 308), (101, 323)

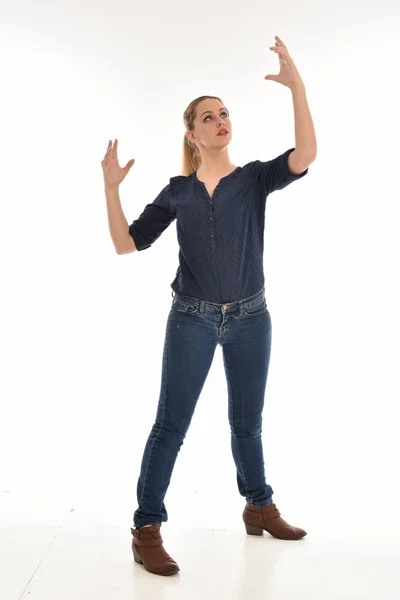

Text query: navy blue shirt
(128, 147), (309, 303)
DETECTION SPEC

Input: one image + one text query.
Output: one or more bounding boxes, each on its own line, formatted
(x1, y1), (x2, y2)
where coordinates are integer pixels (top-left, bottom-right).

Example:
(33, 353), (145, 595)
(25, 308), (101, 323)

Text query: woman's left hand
(265, 36), (303, 89)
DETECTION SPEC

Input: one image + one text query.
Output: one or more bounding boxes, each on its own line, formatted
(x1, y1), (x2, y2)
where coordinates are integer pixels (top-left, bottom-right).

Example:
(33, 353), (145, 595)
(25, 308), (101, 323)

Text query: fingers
(270, 45), (286, 54)
(104, 139), (118, 160)
(275, 35), (286, 48)
(270, 46), (289, 62)
(104, 140), (112, 159)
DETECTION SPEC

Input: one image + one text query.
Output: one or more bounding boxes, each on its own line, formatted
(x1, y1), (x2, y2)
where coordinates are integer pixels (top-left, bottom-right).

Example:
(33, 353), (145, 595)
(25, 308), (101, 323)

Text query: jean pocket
(171, 300), (198, 314)
(243, 298), (268, 317)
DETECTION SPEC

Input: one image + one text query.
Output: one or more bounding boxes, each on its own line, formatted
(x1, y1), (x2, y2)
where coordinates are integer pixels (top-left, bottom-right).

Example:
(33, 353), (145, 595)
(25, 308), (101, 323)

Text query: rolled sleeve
(255, 147), (309, 199)
(128, 183), (176, 251)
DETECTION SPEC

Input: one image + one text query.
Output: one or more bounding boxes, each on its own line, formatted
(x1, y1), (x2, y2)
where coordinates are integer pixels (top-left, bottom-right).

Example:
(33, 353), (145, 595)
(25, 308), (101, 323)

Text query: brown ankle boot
(131, 524), (180, 576)
(243, 503), (307, 540)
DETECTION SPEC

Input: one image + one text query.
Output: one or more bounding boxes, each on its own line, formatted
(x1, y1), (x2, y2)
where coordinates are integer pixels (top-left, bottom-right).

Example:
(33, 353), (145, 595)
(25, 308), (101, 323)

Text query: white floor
(2, 487), (400, 600)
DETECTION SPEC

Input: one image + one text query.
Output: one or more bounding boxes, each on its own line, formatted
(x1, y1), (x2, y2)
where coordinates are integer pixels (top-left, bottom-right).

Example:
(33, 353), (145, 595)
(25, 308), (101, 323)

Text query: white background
(1, 0), (400, 597)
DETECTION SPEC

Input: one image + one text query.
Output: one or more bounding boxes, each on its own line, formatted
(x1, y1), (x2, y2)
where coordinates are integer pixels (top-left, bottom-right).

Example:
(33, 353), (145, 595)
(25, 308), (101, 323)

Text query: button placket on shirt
(207, 196), (216, 246)
(196, 179), (222, 249)
(207, 201), (213, 236)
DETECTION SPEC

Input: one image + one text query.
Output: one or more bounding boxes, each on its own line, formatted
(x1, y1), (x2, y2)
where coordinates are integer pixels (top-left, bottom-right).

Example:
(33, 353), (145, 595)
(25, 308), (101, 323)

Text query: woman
(102, 36), (317, 577)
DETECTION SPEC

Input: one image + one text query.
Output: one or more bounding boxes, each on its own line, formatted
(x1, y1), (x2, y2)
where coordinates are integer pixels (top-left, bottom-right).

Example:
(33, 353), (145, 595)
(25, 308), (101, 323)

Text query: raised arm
(102, 139), (136, 254)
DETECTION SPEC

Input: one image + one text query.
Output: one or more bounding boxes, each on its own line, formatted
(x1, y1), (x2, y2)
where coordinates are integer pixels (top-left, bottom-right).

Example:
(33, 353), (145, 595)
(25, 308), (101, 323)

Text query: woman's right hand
(101, 139), (135, 189)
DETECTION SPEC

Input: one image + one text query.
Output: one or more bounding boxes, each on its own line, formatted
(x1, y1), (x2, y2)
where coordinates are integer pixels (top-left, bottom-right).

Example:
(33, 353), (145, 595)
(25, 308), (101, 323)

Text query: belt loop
(199, 299), (205, 313)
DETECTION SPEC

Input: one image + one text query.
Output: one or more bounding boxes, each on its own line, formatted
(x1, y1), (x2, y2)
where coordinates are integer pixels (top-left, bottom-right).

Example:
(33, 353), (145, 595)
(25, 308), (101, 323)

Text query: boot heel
(245, 522), (264, 536)
(132, 547), (143, 564)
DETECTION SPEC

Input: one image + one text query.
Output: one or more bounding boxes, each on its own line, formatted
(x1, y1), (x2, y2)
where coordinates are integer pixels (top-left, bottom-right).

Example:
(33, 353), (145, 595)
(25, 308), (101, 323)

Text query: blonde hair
(181, 95), (222, 176)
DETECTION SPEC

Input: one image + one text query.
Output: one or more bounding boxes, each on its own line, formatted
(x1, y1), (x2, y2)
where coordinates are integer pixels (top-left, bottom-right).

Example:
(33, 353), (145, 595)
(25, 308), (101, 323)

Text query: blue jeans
(133, 286), (274, 528)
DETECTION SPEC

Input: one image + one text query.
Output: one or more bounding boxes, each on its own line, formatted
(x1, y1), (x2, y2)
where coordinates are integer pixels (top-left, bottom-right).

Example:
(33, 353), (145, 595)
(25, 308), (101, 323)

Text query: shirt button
(210, 233), (214, 238)
(208, 202), (212, 206)
(209, 216), (212, 220)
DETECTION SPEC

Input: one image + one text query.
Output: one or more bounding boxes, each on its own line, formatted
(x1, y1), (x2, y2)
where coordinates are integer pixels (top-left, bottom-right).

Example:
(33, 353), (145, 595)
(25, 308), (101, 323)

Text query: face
(187, 99), (232, 151)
